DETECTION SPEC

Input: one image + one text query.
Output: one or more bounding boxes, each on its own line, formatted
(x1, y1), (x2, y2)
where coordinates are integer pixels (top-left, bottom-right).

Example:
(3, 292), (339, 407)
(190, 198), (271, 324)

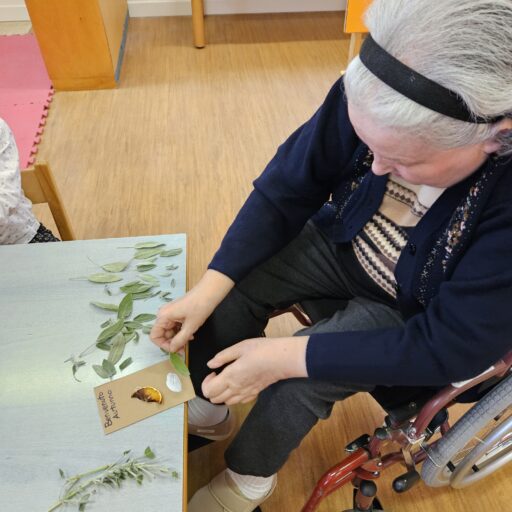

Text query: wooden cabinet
(25, 0), (129, 91)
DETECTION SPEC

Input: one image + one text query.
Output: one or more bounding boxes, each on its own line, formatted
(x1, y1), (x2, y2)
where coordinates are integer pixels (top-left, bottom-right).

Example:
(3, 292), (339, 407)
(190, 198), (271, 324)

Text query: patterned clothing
(29, 223), (60, 243)
(353, 166), (445, 297)
(0, 118), (40, 244)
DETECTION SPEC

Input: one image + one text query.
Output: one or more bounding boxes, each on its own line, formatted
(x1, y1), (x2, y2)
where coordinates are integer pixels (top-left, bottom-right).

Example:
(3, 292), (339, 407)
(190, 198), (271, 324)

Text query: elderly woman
(151, 0), (512, 510)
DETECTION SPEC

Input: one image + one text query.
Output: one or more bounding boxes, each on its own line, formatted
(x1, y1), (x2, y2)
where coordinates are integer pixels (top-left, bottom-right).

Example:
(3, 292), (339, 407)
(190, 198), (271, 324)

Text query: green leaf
(72, 360), (86, 382)
(134, 331), (140, 343)
(102, 359), (117, 377)
(90, 301), (118, 312)
(92, 364), (111, 379)
(139, 274), (159, 285)
(171, 278), (176, 288)
(96, 341), (112, 351)
(97, 319), (124, 343)
(79, 502), (87, 511)
(134, 242), (165, 249)
(170, 352), (190, 376)
(133, 313), (156, 323)
(134, 247), (164, 260)
(136, 263), (157, 272)
(117, 293), (133, 320)
(124, 321), (143, 330)
(101, 261), (130, 273)
(132, 290), (159, 300)
(160, 272), (172, 277)
(120, 283), (153, 294)
(142, 324), (153, 335)
(107, 333), (126, 365)
(124, 331), (137, 343)
(166, 264), (179, 271)
(88, 273), (122, 283)
(144, 446), (156, 459)
(100, 319), (113, 328)
(58, 468), (65, 478)
(160, 248), (183, 257)
(119, 357), (133, 371)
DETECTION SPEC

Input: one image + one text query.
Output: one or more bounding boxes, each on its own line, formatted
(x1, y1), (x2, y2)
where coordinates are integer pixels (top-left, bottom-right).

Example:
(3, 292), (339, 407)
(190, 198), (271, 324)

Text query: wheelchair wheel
(421, 373), (512, 488)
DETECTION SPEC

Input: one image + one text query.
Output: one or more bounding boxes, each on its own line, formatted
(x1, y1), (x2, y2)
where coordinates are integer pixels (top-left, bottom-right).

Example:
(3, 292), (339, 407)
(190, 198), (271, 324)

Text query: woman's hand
(201, 336), (309, 405)
(150, 269), (234, 353)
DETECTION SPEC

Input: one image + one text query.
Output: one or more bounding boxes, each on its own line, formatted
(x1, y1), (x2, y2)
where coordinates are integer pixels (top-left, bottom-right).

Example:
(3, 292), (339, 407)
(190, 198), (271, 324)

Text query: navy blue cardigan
(209, 77), (512, 387)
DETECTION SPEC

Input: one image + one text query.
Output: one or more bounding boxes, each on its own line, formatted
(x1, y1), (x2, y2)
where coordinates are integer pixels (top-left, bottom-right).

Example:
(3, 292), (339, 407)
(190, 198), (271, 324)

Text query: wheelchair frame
(300, 350), (512, 511)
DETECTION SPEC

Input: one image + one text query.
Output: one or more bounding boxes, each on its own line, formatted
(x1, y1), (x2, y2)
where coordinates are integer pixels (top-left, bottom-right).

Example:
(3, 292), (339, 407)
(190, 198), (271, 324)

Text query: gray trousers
(189, 222), (404, 476)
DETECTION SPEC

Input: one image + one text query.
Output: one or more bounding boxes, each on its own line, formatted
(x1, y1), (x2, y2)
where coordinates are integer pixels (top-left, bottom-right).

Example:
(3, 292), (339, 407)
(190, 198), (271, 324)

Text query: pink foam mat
(0, 34), (53, 168)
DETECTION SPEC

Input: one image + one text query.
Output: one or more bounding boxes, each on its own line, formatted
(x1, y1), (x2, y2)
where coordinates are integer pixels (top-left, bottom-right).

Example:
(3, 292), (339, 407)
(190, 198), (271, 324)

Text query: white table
(0, 234), (187, 512)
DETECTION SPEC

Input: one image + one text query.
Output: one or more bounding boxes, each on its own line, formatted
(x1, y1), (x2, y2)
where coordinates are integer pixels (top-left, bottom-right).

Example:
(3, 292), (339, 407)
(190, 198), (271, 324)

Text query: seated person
(0, 117), (59, 244)
(151, 0), (512, 510)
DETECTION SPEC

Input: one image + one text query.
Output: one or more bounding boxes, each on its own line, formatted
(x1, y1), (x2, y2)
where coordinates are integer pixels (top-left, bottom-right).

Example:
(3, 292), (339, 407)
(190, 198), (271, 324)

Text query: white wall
(0, 0), (346, 22)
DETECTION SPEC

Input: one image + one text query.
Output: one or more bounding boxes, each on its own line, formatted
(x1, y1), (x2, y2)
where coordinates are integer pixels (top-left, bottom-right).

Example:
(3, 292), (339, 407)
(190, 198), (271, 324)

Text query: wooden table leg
(191, 0), (205, 48)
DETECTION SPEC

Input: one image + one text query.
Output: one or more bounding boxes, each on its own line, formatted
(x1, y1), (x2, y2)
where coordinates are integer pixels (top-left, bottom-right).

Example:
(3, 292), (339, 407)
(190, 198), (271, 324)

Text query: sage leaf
(97, 319), (124, 343)
(171, 278), (176, 288)
(169, 352), (190, 376)
(120, 283), (153, 294)
(119, 357), (133, 371)
(134, 331), (140, 343)
(134, 247), (164, 260)
(72, 360), (86, 382)
(90, 301), (118, 312)
(59, 468), (65, 478)
(166, 264), (179, 271)
(134, 242), (165, 249)
(144, 446), (156, 459)
(102, 359), (117, 377)
(142, 324), (153, 334)
(117, 293), (133, 320)
(92, 364), (111, 379)
(96, 342), (112, 351)
(107, 333), (126, 365)
(160, 272), (172, 277)
(139, 274), (159, 285)
(124, 332), (137, 343)
(136, 263), (157, 272)
(133, 313), (156, 323)
(160, 248), (183, 257)
(101, 261), (130, 273)
(132, 290), (159, 300)
(88, 273), (122, 283)
(100, 319), (113, 328)
(124, 321), (143, 330)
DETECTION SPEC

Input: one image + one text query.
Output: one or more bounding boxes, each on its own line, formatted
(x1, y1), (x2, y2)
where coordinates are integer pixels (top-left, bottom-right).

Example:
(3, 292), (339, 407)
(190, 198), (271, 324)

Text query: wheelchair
(270, 300), (512, 512)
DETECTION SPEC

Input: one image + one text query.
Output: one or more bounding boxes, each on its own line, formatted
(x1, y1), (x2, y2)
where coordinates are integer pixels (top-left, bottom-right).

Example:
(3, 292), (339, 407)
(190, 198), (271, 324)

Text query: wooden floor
(23, 12), (511, 512)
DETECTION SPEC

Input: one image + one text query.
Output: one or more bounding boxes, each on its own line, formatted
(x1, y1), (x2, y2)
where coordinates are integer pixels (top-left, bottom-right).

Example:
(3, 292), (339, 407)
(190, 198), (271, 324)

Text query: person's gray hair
(344, 0), (512, 156)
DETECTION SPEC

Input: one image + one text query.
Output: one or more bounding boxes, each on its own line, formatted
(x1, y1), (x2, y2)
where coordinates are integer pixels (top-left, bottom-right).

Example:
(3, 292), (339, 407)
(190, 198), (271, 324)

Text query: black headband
(359, 35), (504, 124)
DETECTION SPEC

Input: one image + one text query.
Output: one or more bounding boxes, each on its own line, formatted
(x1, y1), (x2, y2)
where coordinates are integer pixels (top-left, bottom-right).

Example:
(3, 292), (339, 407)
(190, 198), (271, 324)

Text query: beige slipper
(188, 409), (236, 441)
(188, 470), (276, 512)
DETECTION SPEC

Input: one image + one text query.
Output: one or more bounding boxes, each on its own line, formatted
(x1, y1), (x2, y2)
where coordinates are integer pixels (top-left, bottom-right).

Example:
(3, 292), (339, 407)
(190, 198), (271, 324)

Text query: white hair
(344, 0), (512, 156)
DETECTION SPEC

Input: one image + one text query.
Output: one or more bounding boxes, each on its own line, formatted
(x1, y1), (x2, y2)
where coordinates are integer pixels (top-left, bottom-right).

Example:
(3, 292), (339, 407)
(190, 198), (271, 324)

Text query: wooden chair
(344, 0), (371, 69)
(190, 1), (371, 56)
(21, 162), (76, 241)
(191, 0), (205, 48)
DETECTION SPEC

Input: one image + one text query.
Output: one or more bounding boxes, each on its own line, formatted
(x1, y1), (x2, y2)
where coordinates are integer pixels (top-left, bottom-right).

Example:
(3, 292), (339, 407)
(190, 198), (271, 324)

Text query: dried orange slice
(131, 386), (163, 404)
